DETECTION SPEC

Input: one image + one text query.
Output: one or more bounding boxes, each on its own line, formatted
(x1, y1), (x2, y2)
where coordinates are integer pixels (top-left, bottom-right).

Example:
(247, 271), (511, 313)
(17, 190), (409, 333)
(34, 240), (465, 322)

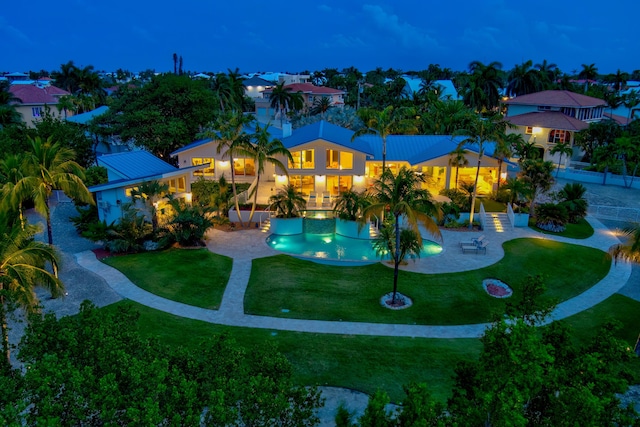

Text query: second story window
(548, 130), (571, 144)
(32, 107), (43, 117)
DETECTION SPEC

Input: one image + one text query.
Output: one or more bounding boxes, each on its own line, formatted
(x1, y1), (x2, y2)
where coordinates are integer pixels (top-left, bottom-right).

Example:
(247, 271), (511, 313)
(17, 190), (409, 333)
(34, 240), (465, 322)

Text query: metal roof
(66, 106), (109, 125)
(97, 150), (177, 180)
(283, 120), (373, 154)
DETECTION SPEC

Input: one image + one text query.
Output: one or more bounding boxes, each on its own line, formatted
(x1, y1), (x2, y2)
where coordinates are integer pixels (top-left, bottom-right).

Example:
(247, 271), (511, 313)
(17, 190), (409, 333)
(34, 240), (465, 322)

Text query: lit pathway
(75, 215), (632, 339)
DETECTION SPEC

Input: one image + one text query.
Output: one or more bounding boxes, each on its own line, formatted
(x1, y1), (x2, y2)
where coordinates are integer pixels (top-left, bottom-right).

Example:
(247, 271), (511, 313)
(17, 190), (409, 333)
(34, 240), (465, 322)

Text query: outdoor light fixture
(532, 127), (542, 134)
(219, 161), (229, 167)
(316, 175), (326, 181)
(354, 175), (364, 183)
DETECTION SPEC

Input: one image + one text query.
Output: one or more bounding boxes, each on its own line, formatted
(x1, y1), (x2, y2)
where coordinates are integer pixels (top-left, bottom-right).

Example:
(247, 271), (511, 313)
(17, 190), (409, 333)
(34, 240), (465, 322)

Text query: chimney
(282, 122), (292, 138)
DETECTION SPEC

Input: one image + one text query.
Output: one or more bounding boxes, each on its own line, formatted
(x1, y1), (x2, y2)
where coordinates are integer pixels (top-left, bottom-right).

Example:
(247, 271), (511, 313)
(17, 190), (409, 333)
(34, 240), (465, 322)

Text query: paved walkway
(75, 213), (633, 339)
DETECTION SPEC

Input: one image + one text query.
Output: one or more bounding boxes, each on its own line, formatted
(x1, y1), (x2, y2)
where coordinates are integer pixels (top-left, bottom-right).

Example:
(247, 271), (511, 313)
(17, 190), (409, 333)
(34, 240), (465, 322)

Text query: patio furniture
(462, 240), (489, 254)
(307, 192), (318, 208)
(321, 192), (332, 208)
(459, 235), (486, 247)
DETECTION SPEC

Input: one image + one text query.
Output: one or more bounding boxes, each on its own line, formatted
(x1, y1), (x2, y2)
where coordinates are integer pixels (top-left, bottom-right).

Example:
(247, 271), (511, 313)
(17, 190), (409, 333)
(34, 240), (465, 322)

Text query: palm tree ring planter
(380, 292), (413, 310)
(482, 279), (512, 298)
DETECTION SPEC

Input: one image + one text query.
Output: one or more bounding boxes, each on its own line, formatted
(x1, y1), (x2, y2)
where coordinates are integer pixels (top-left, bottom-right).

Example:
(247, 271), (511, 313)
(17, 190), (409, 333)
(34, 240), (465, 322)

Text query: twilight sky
(3, 0), (639, 75)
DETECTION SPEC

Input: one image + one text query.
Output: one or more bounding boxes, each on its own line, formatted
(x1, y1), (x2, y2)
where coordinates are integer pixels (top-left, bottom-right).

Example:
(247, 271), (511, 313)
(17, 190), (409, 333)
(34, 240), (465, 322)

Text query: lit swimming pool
(266, 233), (442, 264)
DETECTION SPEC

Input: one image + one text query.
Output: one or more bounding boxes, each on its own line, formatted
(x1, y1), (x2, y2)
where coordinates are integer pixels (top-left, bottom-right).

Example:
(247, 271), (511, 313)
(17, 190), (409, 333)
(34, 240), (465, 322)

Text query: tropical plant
(519, 158), (555, 217)
(16, 136), (93, 245)
(332, 189), (371, 221)
(456, 112), (509, 227)
(204, 111), (254, 227)
(310, 97), (333, 118)
(448, 146), (469, 189)
(236, 123), (291, 224)
(534, 59), (558, 88)
(556, 182), (588, 223)
(130, 180), (169, 233)
(503, 177), (530, 211)
(506, 60), (543, 97)
(268, 184), (307, 218)
(0, 154), (29, 228)
(609, 223), (640, 264)
(535, 203), (569, 232)
(105, 204), (152, 253)
(269, 82), (304, 127)
(421, 100), (475, 135)
(0, 213), (63, 370)
(160, 197), (214, 247)
(461, 61), (504, 111)
(362, 167), (442, 305)
(549, 140), (573, 177)
(578, 63), (599, 84)
(494, 132), (520, 191)
(352, 106), (418, 173)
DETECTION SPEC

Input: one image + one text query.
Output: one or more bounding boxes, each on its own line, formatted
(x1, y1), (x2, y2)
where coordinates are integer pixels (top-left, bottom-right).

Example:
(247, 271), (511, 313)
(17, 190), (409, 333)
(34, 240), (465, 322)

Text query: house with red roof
(9, 83), (70, 127)
(503, 90), (607, 167)
(255, 83), (345, 124)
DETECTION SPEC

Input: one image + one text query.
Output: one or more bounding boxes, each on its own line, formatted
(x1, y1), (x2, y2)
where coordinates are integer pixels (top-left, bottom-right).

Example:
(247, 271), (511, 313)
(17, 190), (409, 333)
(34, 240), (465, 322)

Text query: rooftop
(503, 90), (607, 108)
(9, 84), (69, 104)
(505, 111), (590, 131)
(97, 150), (177, 180)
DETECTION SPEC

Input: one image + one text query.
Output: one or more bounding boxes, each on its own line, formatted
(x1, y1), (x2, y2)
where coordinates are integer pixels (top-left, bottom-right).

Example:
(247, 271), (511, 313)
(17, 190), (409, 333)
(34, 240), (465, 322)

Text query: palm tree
(462, 61), (504, 111)
(506, 60), (543, 97)
(624, 90), (640, 125)
(503, 177), (530, 211)
(236, 123), (292, 224)
(534, 60), (558, 89)
(493, 133), (520, 191)
(423, 100), (475, 135)
(311, 97), (332, 118)
(332, 189), (371, 221)
(0, 81), (22, 126)
(0, 213), (63, 370)
(610, 224), (640, 265)
(456, 112), (509, 227)
(557, 182), (588, 223)
(362, 167), (442, 305)
(269, 82), (303, 127)
(352, 106), (418, 173)
(130, 180), (169, 233)
(16, 137), (93, 245)
(204, 111), (254, 227)
(578, 63), (599, 90)
(549, 140), (573, 177)
(519, 158), (555, 218)
(268, 184), (307, 218)
(448, 146), (469, 189)
(0, 154), (29, 228)
(52, 60), (79, 93)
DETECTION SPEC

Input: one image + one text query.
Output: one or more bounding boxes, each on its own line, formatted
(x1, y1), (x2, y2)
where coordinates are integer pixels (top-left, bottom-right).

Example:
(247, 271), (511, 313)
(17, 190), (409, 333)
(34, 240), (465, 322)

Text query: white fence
(587, 205), (640, 223)
(558, 168), (640, 190)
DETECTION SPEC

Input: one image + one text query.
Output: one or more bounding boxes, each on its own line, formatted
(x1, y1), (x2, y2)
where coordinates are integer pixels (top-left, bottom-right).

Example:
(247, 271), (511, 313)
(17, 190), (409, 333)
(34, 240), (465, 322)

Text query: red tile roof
(603, 112), (631, 126)
(262, 82), (344, 95)
(505, 111), (590, 131)
(503, 90), (606, 108)
(9, 84), (69, 105)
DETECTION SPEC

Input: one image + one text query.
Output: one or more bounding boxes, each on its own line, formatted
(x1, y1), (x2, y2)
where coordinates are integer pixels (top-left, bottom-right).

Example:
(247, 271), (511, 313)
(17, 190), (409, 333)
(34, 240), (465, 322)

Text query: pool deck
(74, 214), (632, 339)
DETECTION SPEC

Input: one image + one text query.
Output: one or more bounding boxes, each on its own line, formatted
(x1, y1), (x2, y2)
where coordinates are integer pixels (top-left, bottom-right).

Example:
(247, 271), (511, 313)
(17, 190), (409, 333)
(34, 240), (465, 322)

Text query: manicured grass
(529, 217), (594, 239)
(103, 248), (232, 309)
(245, 239), (611, 325)
(106, 292), (640, 403)
(476, 198), (506, 212)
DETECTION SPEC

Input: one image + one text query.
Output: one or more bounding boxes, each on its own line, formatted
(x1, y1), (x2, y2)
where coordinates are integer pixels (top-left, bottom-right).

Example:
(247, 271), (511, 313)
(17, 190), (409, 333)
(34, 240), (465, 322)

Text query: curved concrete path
(75, 215), (632, 339)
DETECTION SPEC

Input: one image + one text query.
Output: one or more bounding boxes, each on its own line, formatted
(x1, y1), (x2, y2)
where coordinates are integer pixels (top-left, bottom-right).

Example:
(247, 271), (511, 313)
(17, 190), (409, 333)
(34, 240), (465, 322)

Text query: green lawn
(107, 292), (640, 403)
(103, 249), (232, 309)
(476, 198), (506, 212)
(529, 217), (594, 239)
(245, 238), (611, 325)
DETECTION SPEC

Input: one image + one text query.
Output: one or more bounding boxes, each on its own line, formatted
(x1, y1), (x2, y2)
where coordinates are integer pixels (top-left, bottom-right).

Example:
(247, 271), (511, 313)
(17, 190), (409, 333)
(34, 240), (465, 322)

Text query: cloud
(132, 26), (156, 43)
(317, 4), (331, 12)
(0, 16), (33, 46)
(362, 4), (440, 50)
(323, 34), (368, 49)
(459, 27), (502, 49)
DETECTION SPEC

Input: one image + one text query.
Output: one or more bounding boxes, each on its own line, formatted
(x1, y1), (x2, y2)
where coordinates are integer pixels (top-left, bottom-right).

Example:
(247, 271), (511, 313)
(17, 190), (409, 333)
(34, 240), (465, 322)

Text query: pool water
(266, 233), (442, 263)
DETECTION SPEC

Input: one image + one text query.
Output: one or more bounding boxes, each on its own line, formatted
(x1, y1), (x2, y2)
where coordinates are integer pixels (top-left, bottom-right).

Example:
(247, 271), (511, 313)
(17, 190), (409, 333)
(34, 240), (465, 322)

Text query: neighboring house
(503, 90), (607, 166)
(171, 120), (503, 199)
(66, 106), (131, 155)
(4, 71), (29, 83)
(256, 83), (345, 123)
(8, 83), (70, 127)
(243, 76), (275, 99)
(88, 150), (198, 223)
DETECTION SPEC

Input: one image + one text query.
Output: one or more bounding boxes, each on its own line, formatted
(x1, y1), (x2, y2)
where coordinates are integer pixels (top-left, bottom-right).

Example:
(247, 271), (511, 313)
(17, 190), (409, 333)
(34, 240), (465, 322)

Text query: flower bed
(482, 279), (512, 298)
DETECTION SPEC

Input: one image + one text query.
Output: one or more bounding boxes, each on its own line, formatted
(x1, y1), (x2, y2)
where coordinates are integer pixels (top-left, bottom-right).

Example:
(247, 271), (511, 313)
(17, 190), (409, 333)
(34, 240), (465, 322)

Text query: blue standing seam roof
(282, 120), (373, 155)
(97, 150), (177, 180)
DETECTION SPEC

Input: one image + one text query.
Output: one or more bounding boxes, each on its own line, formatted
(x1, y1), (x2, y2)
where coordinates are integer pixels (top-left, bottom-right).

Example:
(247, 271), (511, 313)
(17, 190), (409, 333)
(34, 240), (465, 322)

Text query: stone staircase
(259, 217), (271, 233)
(483, 212), (510, 233)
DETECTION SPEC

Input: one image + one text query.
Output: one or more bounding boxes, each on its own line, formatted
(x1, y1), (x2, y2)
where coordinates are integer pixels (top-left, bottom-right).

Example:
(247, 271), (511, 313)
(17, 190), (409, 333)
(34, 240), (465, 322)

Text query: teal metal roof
(66, 106), (109, 125)
(97, 150), (176, 180)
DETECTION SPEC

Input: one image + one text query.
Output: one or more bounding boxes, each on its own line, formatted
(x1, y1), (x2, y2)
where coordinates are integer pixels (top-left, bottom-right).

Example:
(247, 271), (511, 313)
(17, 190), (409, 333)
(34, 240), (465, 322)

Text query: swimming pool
(266, 233), (442, 264)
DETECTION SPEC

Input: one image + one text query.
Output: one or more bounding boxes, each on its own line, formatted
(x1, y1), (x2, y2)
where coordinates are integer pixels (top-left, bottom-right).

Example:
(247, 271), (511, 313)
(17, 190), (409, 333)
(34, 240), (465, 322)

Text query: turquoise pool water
(266, 233), (442, 263)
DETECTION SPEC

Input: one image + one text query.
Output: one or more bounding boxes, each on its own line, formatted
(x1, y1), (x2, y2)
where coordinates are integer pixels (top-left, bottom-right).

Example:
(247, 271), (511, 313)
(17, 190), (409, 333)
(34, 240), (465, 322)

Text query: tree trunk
(45, 197), (53, 245)
(455, 167), (459, 189)
(392, 214), (401, 304)
(468, 158), (482, 229)
(382, 137), (387, 174)
(556, 154), (563, 178)
(248, 175), (260, 225)
(230, 156), (245, 228)
(496, 159), (503, 191)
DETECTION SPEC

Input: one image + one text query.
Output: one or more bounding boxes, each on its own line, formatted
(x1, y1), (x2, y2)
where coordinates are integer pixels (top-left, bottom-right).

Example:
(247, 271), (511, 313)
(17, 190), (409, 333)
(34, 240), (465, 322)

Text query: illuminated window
(233, 158), (256, 176)
(177, 177), (186, 192)
(191, 158), (214, 176)
(289, 150), (314, 169)
(326, 150), (339, 169)
(340, 152), (353, 169)
(548, 130), (571, 143)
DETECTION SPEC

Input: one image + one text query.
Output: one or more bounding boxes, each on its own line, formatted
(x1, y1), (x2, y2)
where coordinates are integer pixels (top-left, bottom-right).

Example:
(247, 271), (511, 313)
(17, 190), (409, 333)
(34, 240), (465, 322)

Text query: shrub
(535, 203), (568, 233)
(83, 166), (108, 187)
(105, 204), (153, 253)
(439, 201), (461, 226)
(439, 189), (469, 211)
(557, 183), (588, 223)
(159, 198), (214, 247)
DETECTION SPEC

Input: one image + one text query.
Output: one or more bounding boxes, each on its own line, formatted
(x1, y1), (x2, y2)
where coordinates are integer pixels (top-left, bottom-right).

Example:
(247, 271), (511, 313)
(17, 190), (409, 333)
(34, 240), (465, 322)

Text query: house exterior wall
(14, 103), (65, 128)
(506, 126), (576, 167)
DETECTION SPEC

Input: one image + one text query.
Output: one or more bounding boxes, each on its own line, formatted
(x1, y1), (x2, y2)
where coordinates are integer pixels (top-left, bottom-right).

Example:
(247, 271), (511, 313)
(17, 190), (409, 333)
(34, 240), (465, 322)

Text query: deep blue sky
(3, 0), (639, 75)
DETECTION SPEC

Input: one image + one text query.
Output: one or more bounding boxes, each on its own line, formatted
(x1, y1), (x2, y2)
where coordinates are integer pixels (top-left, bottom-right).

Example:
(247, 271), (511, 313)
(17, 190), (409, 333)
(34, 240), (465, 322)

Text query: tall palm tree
(236, 123), (292, 224)
(423, 100), (475, 135)
(624, 90), (640, 125)
(130, 180), (169, 233)
(363, 167), (442, 305)
(352, 106), (418, 173)
(493, 132), (520, 191)
(0, 213), (63, 370)
(462, 61), (504, 112)
(534, 60), (558, 89)
(578, 63), (599, 90)
(448, 146), (469, 189)
(52, 60), (79, 93)
(0, 154), (29, 228)
(610, 224), (640, 265)
(311, 97), (332, 118)
(506, 60), (543, 97)
(205, 112), (254, 227)
(549, 140), (573, 177)
(16, 137), (93, 245)
(456, 112), (509, 227)
(0, 81), (22, 126)
(269, 82), (303, 127)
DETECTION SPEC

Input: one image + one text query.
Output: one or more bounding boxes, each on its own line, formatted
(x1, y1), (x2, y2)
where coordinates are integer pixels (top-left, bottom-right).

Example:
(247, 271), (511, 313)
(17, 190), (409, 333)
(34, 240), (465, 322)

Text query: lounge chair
(459, 235), (485, 247)
(461, 240), (489, 254)
(307, 192), (318, 208)
(321, 192), (332, 208)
